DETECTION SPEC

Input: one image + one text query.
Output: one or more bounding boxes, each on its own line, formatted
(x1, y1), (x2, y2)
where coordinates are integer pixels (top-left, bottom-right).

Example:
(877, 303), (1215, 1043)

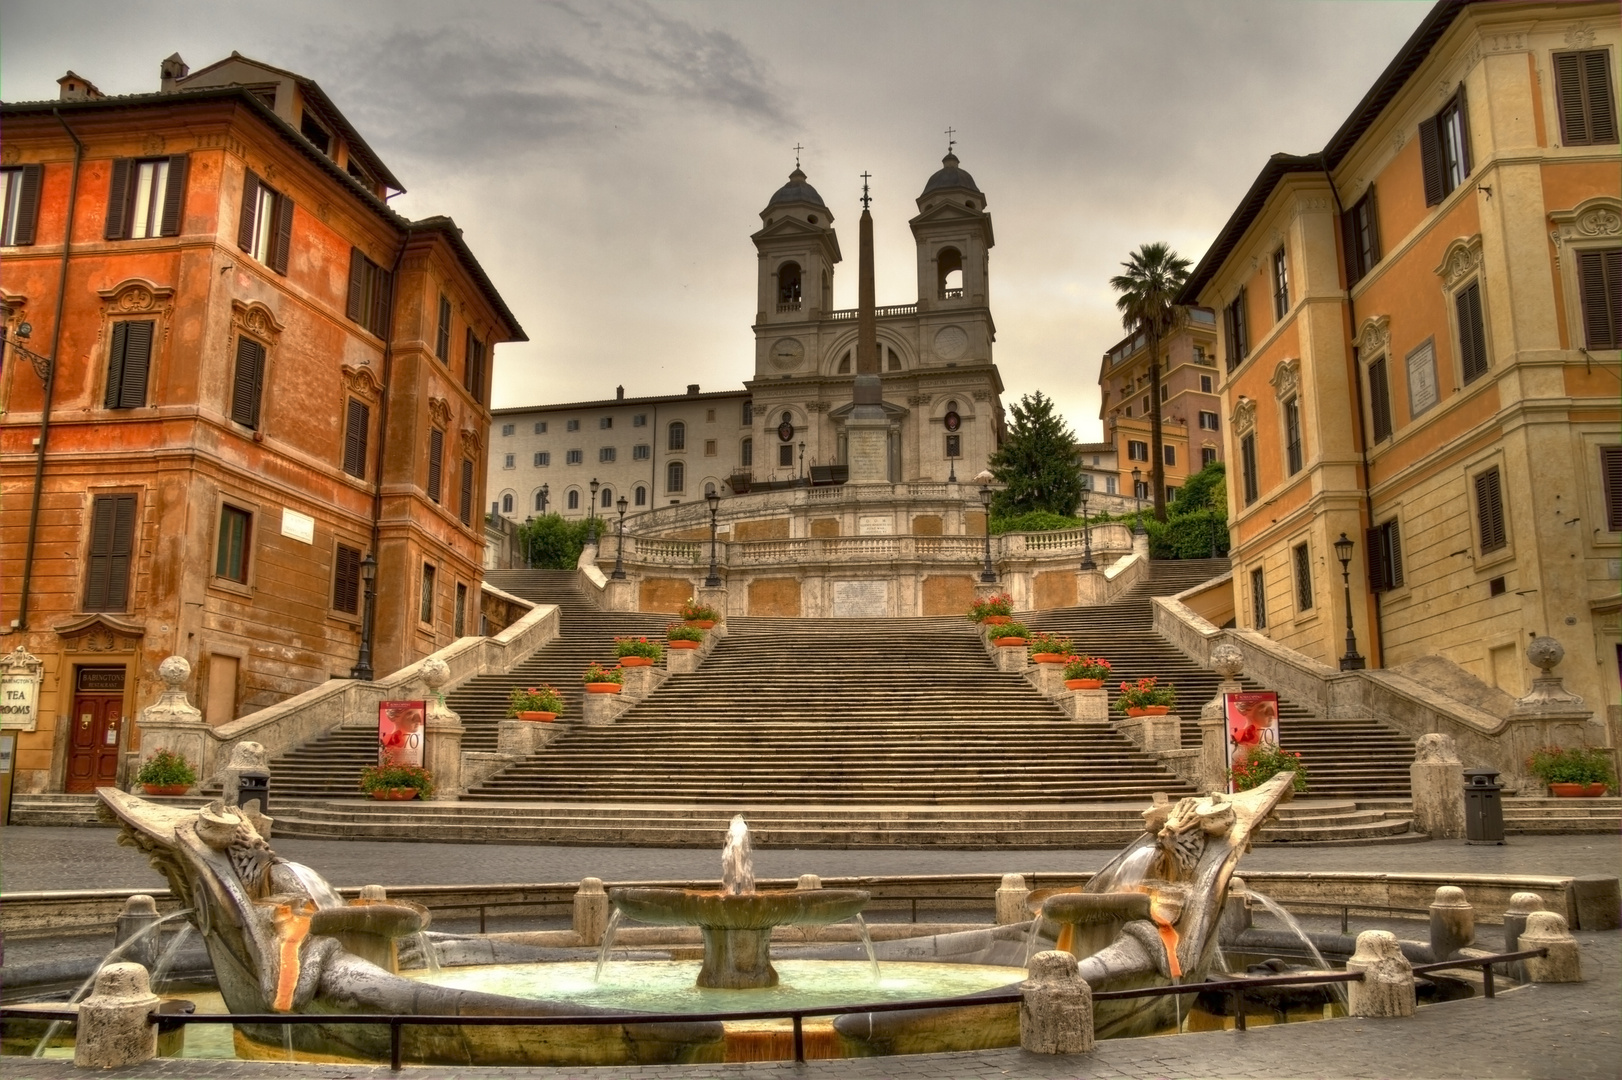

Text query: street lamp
(350, 553), (378, 681)
(1131, 466), (1145, 535)
(538, 483), (549, 514)
(612, 495), (629, 579)
(704, 488), (722, 587)
(798, 440), (806, 485)
(978, 483), (997, 583)
(587, 477), (600, 544)
(1334, 532), (1366, 671)
(1079, 486), (1096, 571)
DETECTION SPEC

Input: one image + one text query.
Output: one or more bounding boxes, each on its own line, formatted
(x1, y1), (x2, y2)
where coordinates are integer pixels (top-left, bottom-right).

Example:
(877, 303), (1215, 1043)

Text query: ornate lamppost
(978, 483), (997, 583)
(612, 495), (629, 580)
(704, 489), (722, 587)
(1131, 466), (1145, 535)
(798, 440), (806, 485)
(1079, 486), (1096, 571)
(350, 553), (378, 681)
(587, 477), (600, 544)
(1334, 532), (1366, 671)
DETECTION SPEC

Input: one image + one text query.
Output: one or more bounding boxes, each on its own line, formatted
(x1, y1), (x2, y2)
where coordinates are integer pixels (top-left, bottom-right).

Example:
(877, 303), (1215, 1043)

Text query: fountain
(607, 816), (870, 988)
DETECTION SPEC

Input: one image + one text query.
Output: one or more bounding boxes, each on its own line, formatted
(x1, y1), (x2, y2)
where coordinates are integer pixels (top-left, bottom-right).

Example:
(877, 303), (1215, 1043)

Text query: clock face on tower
(770, 337), (805, 369)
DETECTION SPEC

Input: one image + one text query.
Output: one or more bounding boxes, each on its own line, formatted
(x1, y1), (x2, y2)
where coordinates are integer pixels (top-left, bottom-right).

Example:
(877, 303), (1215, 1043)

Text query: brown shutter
(1577, 250), (1620, 350)
(105, 158), (133, 240)
(85, 495), (117, 610)
(1556, 52), (1590, 144)
(343, 399), (369, 479)
(1457, 283), (1487, 382)
(369, 265), (391, 337)
(159, 154), (188, 236)
(1340, 204), (1360, 285)
(346, 248), (365, 323)
(1368, 356), (1392, 442)
(1418, 117), (1444, 206)
(237, 170), (260, 251)
(1454, 84), (1472, 178)
(427, 428), (443, 503)
(104, 321), (129, 409)
(12, 163), (43, 245)
(1365, 527), (1387, 591)
(1601, 446), (1622, 531)
(1363, 186), (1381, 264)
(459, 459), (474, 524)
(269, 194), (294, 274)
(333, 544), (361, 614)
(230, 337), (266, 428)
(1585, 50), (1618, 144)
(463, 328), (476, 393)
(86, 493), (139, 612)
(116, 321), (153, 409)
(1385, 521), (1403, 587)
(436, 296), (451, 361)
(1475, 468), (1506, 553)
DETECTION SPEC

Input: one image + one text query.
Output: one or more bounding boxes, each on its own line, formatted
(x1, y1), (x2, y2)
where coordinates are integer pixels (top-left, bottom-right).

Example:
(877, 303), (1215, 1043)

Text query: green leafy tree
(1110, 242), (1191, 523)
(517, 513), (592, 569)
(987, 391), (1084, 519)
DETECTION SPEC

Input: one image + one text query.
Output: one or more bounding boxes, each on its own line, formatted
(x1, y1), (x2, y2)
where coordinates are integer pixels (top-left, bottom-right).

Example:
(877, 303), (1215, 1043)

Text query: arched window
(937, 247), (963, 298)
(667, 460), (685, 493)
(821, 269), (830, 304)
(534, 489), (547, 512)
(601, 485), (613, 508)
(567, 489), (580, 510)
(777, 261), (802, 305)
(837, 350), (851, 374)
(634, 485), (647, 507)
(668, 421), (685, 451)
(740, 437), (753, 467)
(501, 493), (513, 513)
(887, 346), (902, 372)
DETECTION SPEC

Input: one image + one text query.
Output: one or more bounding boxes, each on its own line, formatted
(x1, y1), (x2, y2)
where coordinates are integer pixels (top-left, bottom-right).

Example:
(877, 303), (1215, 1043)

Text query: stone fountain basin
(609, 888), (870, 929)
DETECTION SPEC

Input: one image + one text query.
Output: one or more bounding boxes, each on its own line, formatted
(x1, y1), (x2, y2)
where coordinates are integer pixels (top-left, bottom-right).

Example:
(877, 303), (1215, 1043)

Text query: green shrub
(1526, 746), (1617, 788)
(360, 763), (435, 798)
(666, 622), (706, 642)
(614, 636), (664, 661)
(986, 620), (1030, 642)
(1230, 744), (1310, 793)
(990, 510), (1083, 535)
(135, 749), (196, 788)
(582, 661), (624, 685)
(516, 514), (593, 570)
(507, 684), (564, 717)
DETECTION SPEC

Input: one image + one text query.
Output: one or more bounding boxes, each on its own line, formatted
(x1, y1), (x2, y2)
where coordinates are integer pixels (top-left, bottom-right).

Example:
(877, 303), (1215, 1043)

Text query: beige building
(1179, 0), (1621, 724)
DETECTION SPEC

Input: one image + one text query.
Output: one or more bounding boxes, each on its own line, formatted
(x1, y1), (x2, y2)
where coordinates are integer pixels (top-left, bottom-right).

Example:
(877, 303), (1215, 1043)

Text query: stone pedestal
(1131, 530), (1149, 558)
(135, 656), (208, 785)
(1027, 662), (1067, 697)
(1409, 734), (1465, 839)
(845, 414), (891, 485)
(667, 645), (706, 674)
(992, 644), (1028, 673)
(1344, 930), (1416, 1017)
(1076, 569), (1106, 607)
(1502, 891), (1546, 952)
(1198, 713), (1228, 793)
(420, 658), (464, 801)
(694, 586), (729, 632)
(1061, 689), (1110, 721)
(604, 577), (636, 612)
(497, 718), (559, 756)
(583, 691), (624, 726)
(620, 665), (664, 700)
(75, 962), (159, 1068)
(1117, 712), (1181, 753)
(995, 874), (1031, 926)
(573, 878), (610, 946)
(1020, 950), (1093, 1054)
(1428, 886), (1474, 961)
(1519, 911), (1583, 982)
(220, 742), (269, 809)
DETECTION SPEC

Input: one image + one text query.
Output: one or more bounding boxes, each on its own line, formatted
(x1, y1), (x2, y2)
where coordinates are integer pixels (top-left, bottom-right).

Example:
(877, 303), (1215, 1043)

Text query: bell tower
(751, 166), (842, 338)
(910, 151), (994, 312)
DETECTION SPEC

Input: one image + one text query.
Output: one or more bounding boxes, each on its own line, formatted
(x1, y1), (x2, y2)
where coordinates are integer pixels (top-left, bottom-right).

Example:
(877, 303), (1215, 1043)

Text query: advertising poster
(1223, 691), (1280, 792)
(378, 700), (426, 767)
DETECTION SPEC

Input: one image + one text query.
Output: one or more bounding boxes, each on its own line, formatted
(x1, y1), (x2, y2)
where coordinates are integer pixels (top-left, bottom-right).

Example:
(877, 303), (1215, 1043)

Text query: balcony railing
(775, 300), (802, 314)
(826, 303), (919, 320)
(938, 287), (964, 300)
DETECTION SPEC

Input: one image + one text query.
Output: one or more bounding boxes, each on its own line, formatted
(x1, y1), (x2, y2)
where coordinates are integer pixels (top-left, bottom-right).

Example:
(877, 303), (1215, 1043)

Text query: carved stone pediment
(1230, 396), (1257, 436)
(230, 299), (285, 342)
(341, 364), (383, 403)
(1549, 196), (1622, 264)
(54, 613), (145, 652)
(97, 279), (175, 316)
(1270, 358), (1300, 401)
(1354, 314), (1391, 356)
(1433, 234), (1484, 289)
(428, 396), (451, 429)
(458, 427), (482, 457)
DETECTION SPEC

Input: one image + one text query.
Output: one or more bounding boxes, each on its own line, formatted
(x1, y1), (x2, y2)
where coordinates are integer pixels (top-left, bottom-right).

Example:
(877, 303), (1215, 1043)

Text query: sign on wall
(1222, 690), (1280, 793)
(1406, 340), (1439, 418)
(0, 647), (44, 732)
(378, 700), (426, 768)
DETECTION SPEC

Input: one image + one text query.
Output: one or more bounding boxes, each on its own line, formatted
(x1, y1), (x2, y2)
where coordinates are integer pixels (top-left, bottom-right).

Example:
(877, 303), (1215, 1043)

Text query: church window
(567, 489), (579, 510)
(667, 460), (685, 493)
(887, 347), (902, 372)
(635, 485), (647, 507)
(668, 421), (685, 451)
(945, 434), (961, 458)
(937, 247), (964, 299)
(501, 493), (513, 513)
(601, 486), (614, 509)
(741, 437), (753, 467)
(947, 399), (958, 412)
(742, 399), (753, 426)
(705, 440), (717, 456)
(779, 444), (794, 467)
(837, 350), (851, 374)
(777, 262), (802, 309)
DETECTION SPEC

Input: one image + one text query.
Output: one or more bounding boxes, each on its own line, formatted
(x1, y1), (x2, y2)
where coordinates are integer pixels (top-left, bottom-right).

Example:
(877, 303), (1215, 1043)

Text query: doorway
(66, 667), (126, 793)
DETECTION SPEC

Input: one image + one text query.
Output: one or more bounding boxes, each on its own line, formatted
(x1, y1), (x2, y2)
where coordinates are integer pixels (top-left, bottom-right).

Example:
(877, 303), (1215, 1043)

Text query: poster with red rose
(378, 700), (426, 767)
(1223, 691), (1279, 792)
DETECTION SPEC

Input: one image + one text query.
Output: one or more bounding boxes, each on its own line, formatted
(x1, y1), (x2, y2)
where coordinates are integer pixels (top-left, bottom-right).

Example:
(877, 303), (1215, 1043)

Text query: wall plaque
(832, 580), (888, 618)
(0, 647), (43, 732)
(1406, 339), (1439, 419)
(281, 508), (316, 544)
(857, 515), (892, 535)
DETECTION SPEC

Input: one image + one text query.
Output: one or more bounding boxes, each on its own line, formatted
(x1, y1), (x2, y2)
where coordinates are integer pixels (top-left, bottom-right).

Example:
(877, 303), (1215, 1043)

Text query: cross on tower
(860, 171), (872, 210)
(793, 142), (804, 168)
(944, 126), (956, 153)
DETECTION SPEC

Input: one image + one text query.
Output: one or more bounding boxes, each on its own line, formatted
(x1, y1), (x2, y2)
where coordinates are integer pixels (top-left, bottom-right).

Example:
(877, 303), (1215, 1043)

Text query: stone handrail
(615, 528), (1136, 571)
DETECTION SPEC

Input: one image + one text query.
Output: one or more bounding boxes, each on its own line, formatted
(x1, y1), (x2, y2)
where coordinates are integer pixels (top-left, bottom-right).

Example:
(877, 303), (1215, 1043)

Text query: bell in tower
(910, 151), (994, 311)
(751, 166), (842, 336)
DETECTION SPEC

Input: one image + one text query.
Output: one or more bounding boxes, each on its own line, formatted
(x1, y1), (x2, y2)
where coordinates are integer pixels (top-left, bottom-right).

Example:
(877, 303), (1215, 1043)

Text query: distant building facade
(0, 53), (522, 794)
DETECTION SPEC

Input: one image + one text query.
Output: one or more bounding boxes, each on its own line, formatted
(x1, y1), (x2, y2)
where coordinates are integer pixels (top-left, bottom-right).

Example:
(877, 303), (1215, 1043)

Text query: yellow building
(1180, 0), (1621, 728)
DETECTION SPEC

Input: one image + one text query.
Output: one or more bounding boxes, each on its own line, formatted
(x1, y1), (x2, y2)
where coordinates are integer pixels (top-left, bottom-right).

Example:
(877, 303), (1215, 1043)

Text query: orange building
(1180, 0), (1620, 726)
(0, 54), (523, 794)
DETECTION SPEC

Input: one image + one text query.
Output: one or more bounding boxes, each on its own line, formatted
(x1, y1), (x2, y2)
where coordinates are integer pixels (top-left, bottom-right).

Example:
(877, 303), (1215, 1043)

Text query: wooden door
(66, 696), (123, 793)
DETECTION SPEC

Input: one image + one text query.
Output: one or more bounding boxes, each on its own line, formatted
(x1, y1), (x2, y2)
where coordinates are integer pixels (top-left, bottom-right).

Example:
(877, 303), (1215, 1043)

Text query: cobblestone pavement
(4, 826), (1618, 893)
(5, 931), (1616, 1079)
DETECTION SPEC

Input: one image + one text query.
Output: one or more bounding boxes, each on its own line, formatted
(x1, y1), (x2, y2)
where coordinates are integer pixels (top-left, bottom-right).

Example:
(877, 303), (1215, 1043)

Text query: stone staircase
(1503, 795), (1622, 834)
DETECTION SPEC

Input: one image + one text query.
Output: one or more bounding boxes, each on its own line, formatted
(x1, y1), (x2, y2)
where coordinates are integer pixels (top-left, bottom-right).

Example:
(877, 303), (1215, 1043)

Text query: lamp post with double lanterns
(704, 489), (722, 587)
(350, 553), (378, 681)
(587, 478), (600, 544)
(798, 440), (806, 485)
(1079, 486), (1096, 571)
(1131, 466), (1145, 535)
(978, 483), (997, 583)
(1334, 532), (1366, 671)
(612, 495), (629, 580)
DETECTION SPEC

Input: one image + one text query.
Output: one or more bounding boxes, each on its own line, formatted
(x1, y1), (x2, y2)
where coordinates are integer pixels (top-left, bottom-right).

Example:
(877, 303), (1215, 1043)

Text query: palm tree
(1110, 242), (1191, 523)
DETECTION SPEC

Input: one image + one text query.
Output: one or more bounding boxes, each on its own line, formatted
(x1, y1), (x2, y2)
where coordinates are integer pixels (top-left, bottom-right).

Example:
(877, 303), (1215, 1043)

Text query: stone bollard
(574, 878), (610, 946)
(1429, 886), (1474, 961)
(796, 874), (823, 890)
(1139, 712), (1181, 753)
(221, 741), (269, 809)
(360, 884), (388, 901)
(1062, 688), (1110, 721)
(1344, 930), (1416, 1017)
(1409, 733), (1465, 839)
(1519, 911), (1583, 982)
(1200, 644), (1244, 793)
(620, 665), (662, 699)
(995, 874), (1031, 926)
(421, 658), (464, 801)
(1503, 891), (1546, 953)
(115, 894), (162, 972)
(75, 961), (160, 1068)
(582, 691), (622, 727)
(1027, 662), (1067, 698)
(1020, 950), (1093, 1054)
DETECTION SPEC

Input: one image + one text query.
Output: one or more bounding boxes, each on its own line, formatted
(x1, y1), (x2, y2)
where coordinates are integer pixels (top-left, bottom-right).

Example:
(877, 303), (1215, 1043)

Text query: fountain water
(1245, 889), (1346, 1004)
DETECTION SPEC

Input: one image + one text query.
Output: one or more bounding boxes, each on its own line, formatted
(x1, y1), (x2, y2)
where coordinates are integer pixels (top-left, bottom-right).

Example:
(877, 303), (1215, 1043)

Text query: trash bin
(238, 771), (270, 817)
(1463, 768), (1504, 845)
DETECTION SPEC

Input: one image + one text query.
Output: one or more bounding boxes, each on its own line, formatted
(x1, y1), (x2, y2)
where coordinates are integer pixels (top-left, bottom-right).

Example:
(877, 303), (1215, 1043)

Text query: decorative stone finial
(1210, 643), (1244, 681)
(1526, 635), (1563, 673)
(158, 655), (190, 688)
(420, 657), (450, 692)
(1512, 636), (1587, 716)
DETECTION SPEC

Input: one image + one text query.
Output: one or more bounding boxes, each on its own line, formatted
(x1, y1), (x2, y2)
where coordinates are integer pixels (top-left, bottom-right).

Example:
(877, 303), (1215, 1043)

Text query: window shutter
(463, 328), (476, 393)
(104, 159), (133, 240)
(104, 321), (129, 409)
(1577, 250), (1619, 350)
(1363, 187), (1381, 264)
(459, 459), (474, 524)
(269, 193), (294, 274)
(1457, 283), (1487, 382)
(116, 321), (153, 409)
(1585, 50), (1618, 144)
(436, 296), (451, 361)
(1368, 357), (1392, 442)
(1341, 206), (1361, 285)
(90, 493), (138, 612)
(333, 544), (361, 614)
(1601, 446), (1622, 531)
(1556, 52), (1590, 144)
(159, 154), (188, 236)
(1365, 527), (1387, 592)
(369, 265), (391, 336)
(1475, 468), (1506, 553)
(231, 336), (266, 428)
(346, 247), (365, 322)
(85, 496), (117, 610)
(12, 163), (43, 245)
(237, 170), (260, 251)
(1418, 117), (1444, 206)
(343, 399), (369, 479)
(1386, 521), (1404, 587)
(427, 429), (444, 503)
(1453, 84), (1472, 177)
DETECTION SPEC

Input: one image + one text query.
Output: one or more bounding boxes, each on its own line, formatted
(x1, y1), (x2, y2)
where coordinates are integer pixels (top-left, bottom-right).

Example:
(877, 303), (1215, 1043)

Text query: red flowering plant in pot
(359, 763), (435, 801)
(1526, 746), (1617, 797)
(1063, 655), (1112, 690)
(666, 622), (705, 649)
(135, 749), (197, 796)
(986, 620), (1030, 647)
(583, 661), (625, 694)
(507, 684), (564, 721)
(1026, 632), (1077, 665)
(1115, 676), (1176, 716)
(680, 598), (720, 629)
(614, 636), (664, 666)
(1230, 744), (1310, 793)
(967, 593), (1014, 625)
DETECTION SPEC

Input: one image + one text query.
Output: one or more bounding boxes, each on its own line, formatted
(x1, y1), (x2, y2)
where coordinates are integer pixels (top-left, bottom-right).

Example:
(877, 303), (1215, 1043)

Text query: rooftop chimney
(57, 71), (105, 102)
(687, 384), (700, 395)
(616, 385), (625, 401)
(159, 53), (189, 93)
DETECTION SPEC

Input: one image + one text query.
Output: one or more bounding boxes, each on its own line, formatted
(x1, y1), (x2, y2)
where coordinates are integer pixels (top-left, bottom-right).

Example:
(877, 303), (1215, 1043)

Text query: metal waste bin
(1463, 768), (1504, 844)
(237, 771), (270, 817)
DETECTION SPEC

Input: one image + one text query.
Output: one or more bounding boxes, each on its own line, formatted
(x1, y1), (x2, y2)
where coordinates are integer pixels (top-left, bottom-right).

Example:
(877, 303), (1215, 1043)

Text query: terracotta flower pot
(1031, 653), (1069, 664)
(516, 711), (556, 722)
(619, 656), (654, 667)
(142, 784), (190, 797)
(992, 637), (1028, 648)
(1125, 705), (1171, 717)
(1549, 782), (1607, 797)
(584, 682), (623, 694)
(685, 619), (716, 629)
(668, 640), (701, 649)
(981, 615), (1012, 626)
(1065, 678), (1105, 690)
(369, 788), (419, 801)
(1585, 783), (1611, 796)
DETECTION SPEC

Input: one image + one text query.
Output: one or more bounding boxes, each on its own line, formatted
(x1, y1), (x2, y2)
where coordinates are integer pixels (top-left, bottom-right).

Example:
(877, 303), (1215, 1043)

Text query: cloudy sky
(3, 1), (1431, 440)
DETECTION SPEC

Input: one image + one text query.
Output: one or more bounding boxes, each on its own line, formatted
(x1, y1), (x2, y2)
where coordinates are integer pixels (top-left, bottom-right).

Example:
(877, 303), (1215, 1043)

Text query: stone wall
(747, 578), (803, 617)
(639, 577), (696, 613)
(923, 575), (978, 617)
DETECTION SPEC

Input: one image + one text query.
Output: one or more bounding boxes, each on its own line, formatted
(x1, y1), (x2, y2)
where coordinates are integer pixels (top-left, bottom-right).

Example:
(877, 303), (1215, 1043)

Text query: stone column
(1075, 570), (1106, 606)
(1519, 911), (1583, 982)
(1131, 531), (1150, 559)
(604, 577), (636, 612)
(1344, 930), (1416, 1017)
(75, 962), (159, 1068)
(1020, 950), (1093, 1054)
(419, 659), (464, 801)
(1061, 689), (1110, 721)
(135, 656), (208, 787)
(573, 878), (610, 946)
(996, 874), (1031, 926)
(1199, 643), (1245, 794)
(1409, 733), (1465, 839)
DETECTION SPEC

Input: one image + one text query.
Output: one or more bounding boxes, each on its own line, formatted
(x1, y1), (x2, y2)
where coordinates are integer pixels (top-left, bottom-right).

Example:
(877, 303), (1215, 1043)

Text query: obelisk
(845, 173), (890, 484)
